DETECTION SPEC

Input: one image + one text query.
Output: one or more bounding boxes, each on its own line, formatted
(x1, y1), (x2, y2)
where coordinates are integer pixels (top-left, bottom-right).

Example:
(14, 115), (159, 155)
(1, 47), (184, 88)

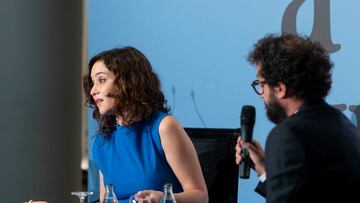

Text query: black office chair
(185, 128), (240, 203)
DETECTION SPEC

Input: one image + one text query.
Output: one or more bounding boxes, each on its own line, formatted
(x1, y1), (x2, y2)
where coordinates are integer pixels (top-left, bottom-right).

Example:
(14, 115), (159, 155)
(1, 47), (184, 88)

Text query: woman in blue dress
(83, 47), (208, 203)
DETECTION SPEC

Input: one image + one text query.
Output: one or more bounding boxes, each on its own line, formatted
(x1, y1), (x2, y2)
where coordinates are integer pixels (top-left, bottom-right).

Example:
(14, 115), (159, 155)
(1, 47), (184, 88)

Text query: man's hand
(235, 136), (266, 176)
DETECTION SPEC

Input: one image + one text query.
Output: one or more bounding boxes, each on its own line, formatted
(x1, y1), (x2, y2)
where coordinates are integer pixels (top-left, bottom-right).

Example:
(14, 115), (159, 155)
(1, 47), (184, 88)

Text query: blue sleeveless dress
(93, 111), (183, 202)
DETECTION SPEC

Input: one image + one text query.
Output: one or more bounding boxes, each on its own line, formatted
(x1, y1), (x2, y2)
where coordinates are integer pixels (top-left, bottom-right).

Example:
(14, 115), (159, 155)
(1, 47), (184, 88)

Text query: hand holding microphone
(237, 105), (265, 179)
(236, 137), (265, 177)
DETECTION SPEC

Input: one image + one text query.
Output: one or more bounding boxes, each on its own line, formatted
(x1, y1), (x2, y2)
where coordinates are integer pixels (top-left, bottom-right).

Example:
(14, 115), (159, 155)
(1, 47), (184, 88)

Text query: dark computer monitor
(185, 128), (240, 203)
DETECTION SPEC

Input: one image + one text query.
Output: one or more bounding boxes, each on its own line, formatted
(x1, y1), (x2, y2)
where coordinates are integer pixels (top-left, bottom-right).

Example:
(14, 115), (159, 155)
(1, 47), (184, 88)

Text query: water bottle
(103, 184), (118, 203)
(159, 183), (177, 203)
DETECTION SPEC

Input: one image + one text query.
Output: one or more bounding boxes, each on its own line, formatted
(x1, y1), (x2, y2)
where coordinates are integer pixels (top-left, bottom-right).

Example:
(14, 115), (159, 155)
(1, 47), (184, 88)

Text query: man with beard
(235, 34), (360, 203)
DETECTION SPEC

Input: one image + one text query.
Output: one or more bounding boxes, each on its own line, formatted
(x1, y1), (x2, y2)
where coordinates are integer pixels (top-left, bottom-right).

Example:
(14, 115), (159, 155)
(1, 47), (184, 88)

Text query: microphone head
(190, 90), (195, 98)
(241, 105), (256, 124)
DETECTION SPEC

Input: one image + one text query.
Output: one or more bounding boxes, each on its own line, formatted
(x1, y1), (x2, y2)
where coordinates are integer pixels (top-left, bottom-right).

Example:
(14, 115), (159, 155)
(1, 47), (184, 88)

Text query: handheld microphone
(239, 105), (256, 179)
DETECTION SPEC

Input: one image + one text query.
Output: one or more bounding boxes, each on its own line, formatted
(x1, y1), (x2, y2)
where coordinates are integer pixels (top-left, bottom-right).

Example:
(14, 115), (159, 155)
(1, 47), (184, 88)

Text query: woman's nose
(90, 85), (98, 96)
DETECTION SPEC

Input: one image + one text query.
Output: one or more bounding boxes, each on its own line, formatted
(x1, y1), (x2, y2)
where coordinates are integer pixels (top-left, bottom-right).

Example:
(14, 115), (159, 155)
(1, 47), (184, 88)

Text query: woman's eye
(99, 78), (106, 84)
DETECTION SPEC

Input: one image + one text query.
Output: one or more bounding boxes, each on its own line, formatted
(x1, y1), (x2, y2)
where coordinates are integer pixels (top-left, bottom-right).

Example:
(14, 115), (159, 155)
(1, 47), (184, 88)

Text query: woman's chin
(100, 109), (115, 116)
(98, 109), (108, 115)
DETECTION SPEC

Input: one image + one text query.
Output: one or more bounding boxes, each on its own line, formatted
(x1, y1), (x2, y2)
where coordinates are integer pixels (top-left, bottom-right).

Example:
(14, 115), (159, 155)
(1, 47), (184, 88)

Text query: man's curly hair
(83, 46), (169, 135)
(248, 34), (333, 102)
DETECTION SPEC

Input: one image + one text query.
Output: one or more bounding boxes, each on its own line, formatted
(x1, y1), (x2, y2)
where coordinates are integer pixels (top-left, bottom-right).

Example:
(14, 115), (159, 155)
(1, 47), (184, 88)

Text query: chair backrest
(185, 128), (240, 203)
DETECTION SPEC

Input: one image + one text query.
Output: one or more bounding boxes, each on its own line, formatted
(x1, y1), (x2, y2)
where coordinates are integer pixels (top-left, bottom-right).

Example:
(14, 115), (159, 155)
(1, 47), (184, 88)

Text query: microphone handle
(239, 123), (253, 179)
(239, 149), (251, 179)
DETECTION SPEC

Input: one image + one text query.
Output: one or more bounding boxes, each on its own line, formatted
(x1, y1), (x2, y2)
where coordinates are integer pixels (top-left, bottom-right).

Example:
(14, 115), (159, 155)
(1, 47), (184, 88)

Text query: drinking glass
(71, 191), (93, 203)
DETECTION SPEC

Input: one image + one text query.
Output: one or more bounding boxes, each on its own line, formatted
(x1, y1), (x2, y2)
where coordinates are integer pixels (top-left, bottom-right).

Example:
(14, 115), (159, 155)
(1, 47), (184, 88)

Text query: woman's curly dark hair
(83, 46), (169, 135)
(248, 34), (333, 102)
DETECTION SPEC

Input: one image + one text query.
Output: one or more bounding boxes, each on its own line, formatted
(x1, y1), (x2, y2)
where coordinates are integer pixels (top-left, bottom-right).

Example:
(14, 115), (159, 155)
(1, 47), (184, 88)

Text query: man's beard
(265, 92), (287, 124)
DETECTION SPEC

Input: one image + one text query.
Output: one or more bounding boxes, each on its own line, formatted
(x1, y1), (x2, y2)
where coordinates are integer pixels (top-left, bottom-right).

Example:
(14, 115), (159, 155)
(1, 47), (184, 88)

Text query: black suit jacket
(257, 101), (360, 203)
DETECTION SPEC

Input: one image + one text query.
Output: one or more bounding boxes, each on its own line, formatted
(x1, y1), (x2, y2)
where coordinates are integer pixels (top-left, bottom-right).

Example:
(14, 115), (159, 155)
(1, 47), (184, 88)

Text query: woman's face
(90, 61), (117, 115)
